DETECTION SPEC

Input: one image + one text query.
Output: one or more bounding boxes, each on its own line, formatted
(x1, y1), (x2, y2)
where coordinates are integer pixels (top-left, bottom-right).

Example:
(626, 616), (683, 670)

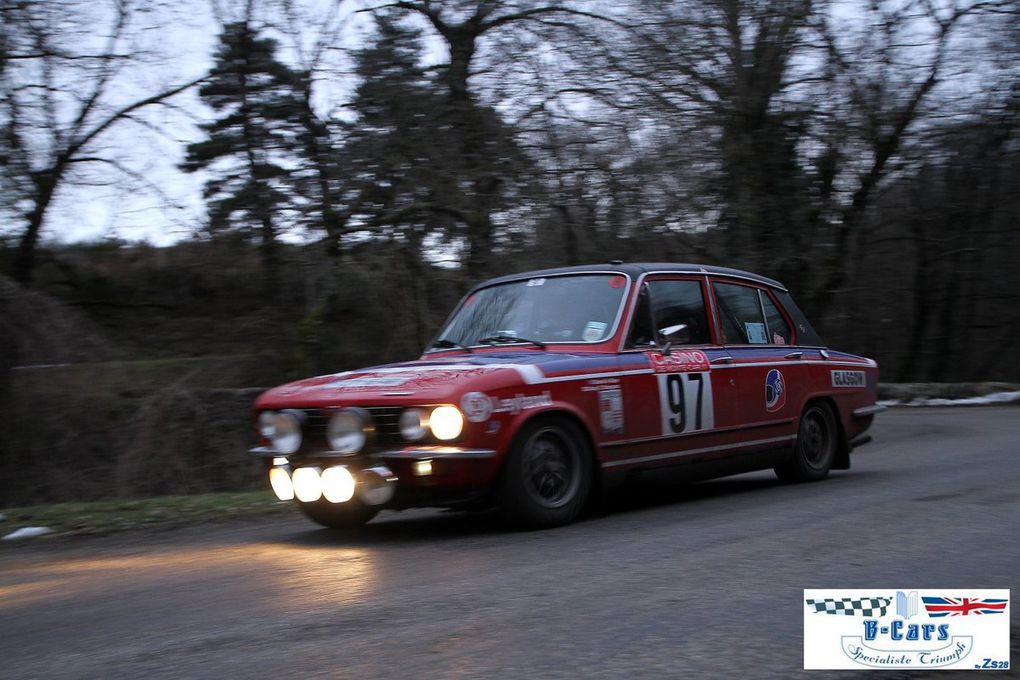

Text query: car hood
(255, 351), (620, 409)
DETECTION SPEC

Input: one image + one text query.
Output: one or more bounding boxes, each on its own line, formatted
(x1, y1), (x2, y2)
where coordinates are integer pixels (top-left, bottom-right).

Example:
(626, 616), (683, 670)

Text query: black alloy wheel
(499, 418), (591, 529)
(775, 402), (838, 482)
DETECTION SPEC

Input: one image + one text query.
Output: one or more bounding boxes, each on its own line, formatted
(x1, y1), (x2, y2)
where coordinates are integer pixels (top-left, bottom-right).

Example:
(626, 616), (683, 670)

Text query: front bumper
(251, 445), (500, 493)
(249, 445), (497, 461)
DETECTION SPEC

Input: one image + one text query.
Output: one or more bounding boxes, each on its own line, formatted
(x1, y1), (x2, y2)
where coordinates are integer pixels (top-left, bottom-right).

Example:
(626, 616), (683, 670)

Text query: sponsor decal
(459, 390), (555, 421)
(582, 321), (608, 343)
(492, 391), (553, 415)
(329, 375), (410, 388)
(804, 589), (1009, 670)
(647, 350), (710, 373)
(765, 368), (786, 412)
(598, 389), (625, 435)
(745, 322), (767, 344)
(582, 378), (625, 435)
(460, 391), (493, 423)
(832, 370), (866, 388)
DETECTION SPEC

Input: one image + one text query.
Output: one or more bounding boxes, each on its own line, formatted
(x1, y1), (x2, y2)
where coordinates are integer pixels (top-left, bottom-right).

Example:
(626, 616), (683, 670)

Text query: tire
(775, 401), (838, 482)
(297, 498), (379, 529)
(498, 417), (592, 529)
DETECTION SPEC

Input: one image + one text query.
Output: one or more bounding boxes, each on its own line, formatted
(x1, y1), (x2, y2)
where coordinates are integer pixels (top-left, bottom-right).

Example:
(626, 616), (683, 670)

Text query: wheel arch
(501, 407), (601, 480)
(803, 395), (849, 470)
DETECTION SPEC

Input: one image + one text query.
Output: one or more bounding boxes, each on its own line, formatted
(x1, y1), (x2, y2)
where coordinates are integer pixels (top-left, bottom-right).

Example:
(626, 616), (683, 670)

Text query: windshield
(436, 274), (629, 347)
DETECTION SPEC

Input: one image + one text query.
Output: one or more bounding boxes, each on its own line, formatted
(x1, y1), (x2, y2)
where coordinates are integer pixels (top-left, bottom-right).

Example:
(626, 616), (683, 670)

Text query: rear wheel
(775, 402), (837, 482)
(499, 418), (592, 529)
(297, 498), (379, 529)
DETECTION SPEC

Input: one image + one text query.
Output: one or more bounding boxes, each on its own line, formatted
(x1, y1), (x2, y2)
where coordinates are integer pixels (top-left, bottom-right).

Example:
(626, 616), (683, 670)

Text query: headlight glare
(399, 408), (428, 441)
(292, 467), (322, 503)
(321, 466), (356, 503)
(429, 406), (464, 441)
(269, 466), (294, 501)
(327, 409), (368, 453)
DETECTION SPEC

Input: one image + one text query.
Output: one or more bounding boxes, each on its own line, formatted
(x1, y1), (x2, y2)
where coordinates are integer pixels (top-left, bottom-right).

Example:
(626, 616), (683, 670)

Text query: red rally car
(251, 263), (884, 529)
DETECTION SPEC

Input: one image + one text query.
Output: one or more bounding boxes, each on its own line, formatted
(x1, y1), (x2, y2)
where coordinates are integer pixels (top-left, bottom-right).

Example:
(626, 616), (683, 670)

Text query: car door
(605, 275), (741, 468)
(709, 280), (807, 449)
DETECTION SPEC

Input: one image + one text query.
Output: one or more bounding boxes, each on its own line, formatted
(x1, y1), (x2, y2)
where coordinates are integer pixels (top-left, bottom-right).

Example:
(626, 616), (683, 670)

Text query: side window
(626, 285), (655, 347)
(713, 283), (768, 344)
(760, 292), (792, 345)
(647, 280), (711, 345)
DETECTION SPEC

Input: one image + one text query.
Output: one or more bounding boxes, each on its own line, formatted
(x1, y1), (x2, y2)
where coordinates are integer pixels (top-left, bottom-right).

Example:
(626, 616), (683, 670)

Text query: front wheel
(775, 402), (838, 482)
(498, 418), (592, 529)
(297, 498), (379, 529)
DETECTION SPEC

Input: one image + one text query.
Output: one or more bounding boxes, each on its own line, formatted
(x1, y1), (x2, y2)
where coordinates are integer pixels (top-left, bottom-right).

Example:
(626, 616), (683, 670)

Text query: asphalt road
(1, 407), (1017, 680)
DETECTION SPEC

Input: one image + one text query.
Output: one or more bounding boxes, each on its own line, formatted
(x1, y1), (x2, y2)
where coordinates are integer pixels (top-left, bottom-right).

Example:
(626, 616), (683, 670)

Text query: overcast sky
(11, 0), (1008, 247)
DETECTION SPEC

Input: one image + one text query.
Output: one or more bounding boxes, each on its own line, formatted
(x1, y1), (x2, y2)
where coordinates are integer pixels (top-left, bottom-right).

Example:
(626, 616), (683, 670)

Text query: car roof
(476, 262), (787, 292)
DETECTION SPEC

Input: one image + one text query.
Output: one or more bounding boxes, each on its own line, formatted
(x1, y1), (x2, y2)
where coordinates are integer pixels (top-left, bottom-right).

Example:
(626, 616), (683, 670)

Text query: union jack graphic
(921, 596), (1008, 617)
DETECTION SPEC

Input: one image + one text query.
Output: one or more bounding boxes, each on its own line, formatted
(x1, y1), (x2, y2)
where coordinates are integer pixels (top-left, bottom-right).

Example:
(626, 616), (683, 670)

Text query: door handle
(710, 356), (733, 365)
(784, 351), (804, 360)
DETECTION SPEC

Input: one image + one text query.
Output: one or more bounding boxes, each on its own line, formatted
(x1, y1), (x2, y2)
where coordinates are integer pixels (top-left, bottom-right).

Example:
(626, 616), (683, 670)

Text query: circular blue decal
(765, 368), (786, 413)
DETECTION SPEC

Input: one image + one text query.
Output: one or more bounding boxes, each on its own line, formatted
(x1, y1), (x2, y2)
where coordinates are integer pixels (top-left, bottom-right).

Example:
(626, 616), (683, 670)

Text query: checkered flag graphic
(805, 597), (891, 617)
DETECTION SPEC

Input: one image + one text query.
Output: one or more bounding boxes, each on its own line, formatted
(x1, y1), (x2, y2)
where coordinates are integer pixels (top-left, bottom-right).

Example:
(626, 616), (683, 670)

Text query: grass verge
(0, 490), (290, 542)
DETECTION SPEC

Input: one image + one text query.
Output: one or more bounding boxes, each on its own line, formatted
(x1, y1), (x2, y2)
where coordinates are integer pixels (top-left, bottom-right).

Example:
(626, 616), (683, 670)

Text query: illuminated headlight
(292, 467), (322, 502)
(260, 410), (302, 454)
(327, 409), (369, 453)
(429, 406), (464, 441)
(321, 465), (356, 503)
(269, 466), (294, 501)
(399, 408), (428, 441)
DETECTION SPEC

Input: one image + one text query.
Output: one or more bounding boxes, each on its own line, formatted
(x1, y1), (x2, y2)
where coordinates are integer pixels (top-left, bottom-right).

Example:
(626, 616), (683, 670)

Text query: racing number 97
(660, 372), (713, 435)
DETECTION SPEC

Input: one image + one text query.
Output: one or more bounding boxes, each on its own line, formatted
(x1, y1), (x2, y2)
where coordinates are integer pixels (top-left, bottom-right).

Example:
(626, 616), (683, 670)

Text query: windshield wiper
(430, 339), (473, 353)
(476, 334), (547, 349)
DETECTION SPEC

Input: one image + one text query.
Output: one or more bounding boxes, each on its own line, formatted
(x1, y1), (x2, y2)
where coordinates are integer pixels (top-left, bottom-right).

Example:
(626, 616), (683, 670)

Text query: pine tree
(341, 16), (528, 274)
(341, 16), (452, 249)
(182, 21), (307, 282)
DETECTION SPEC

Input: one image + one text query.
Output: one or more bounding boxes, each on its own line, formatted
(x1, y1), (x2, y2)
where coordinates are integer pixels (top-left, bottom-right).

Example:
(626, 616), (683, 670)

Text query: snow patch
(2, 527), (53, 541)
(879, 390), (1020, 408)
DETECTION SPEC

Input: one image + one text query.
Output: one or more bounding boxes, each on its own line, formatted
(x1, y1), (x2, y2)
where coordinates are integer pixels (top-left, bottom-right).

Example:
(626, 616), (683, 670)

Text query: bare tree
(0, 0), (203, 283)
(273, 0), (356, 255)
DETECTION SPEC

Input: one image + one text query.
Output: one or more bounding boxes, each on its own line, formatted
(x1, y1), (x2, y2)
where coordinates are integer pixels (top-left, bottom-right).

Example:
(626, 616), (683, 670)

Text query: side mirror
(658, 323), (689, 355)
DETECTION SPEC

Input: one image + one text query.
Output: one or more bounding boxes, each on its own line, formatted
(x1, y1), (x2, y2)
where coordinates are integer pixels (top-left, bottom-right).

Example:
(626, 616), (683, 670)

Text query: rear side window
(761, 293), (792, 345)
(713, 283), (768, 344)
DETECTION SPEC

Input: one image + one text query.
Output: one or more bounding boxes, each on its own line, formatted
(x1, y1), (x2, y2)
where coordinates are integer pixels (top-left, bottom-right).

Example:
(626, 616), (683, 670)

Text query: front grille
(365, 406), (403, 445)
(297, 406), (406, 452)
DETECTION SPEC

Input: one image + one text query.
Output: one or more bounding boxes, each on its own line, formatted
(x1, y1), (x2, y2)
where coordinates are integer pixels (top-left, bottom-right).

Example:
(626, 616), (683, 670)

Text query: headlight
(292, 467), (322, 502)
(327, 409), (369, 453)
(269, 466), (294, 501)
(399, 408), (428, 441)
(268, 411), (302, 454)
(429, 406), (464, 441)
(321, 466), (355, 503)
(258, 411), (277, 438)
